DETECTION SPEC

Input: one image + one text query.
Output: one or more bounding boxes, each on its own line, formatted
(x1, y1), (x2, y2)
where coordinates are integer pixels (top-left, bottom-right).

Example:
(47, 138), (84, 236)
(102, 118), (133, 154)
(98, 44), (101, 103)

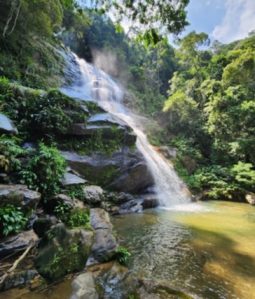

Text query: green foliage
(0, 205), (27, 237)
(160, 33), (255, 201)
(21, 143), (66, 198)
(115, 246), (131, 266)
(92, 0), (189, 42)
(0, 82), (85, 139)
(0, 136), (25, 173)
(65, 185), (85, 201)
(54, 203), (90, 229)
(232, 162), (255, 191)
(67, 209), (90, 229)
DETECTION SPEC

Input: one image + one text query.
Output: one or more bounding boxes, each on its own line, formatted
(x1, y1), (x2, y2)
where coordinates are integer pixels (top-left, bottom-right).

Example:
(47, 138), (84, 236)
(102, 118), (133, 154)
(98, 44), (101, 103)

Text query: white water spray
(61, 53), (190, 206)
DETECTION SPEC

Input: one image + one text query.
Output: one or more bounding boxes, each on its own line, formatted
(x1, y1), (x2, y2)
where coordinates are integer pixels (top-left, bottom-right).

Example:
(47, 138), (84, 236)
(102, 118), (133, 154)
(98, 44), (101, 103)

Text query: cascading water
(61, 52), (190, 207)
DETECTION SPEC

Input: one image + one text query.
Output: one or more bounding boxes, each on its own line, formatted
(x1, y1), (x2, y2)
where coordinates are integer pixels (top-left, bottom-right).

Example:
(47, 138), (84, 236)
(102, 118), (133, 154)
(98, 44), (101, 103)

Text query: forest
(0, 0), (255, 298)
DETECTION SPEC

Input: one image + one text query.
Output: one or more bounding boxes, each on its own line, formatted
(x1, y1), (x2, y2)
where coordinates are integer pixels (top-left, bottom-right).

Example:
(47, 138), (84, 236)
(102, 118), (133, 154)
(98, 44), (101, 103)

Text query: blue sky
(185, 0), (255, 43)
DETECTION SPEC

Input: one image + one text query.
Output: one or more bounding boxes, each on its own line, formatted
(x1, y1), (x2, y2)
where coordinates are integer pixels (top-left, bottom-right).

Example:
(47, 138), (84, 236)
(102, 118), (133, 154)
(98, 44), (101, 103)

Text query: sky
(185, 0), (255, 43)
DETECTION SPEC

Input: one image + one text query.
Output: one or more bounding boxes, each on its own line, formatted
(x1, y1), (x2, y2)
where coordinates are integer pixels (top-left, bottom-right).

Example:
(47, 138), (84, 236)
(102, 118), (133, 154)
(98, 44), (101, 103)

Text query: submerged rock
(0, 230), (38, 258)
(0, 184), (41, 211)
(35, 224), (93, 281)
(71, 272), (99, 299)
(0, 113), (18, 135)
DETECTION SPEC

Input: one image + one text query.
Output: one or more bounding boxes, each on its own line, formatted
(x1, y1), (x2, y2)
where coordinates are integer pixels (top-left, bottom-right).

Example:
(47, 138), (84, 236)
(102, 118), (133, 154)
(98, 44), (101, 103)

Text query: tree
(81, 0), (189, 42)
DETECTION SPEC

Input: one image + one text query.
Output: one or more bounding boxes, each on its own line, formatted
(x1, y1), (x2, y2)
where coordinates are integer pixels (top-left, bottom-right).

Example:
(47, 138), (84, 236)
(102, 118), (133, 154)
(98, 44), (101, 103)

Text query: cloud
(212, 0), (255, 43)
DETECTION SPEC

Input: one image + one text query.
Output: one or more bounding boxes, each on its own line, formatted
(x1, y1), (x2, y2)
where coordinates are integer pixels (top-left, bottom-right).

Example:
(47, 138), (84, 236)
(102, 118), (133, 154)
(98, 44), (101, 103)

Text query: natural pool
(113, 201), (255, 299)
(2, 201), (255, 299)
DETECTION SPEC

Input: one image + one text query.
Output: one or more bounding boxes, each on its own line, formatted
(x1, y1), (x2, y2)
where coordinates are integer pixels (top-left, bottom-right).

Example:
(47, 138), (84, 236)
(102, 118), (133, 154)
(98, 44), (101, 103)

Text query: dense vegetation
(157, 32), (255, 201)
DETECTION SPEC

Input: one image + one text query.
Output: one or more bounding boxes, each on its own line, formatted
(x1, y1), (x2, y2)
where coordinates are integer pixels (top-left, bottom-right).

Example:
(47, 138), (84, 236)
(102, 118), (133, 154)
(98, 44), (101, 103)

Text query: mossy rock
(35, 224), (93, 281)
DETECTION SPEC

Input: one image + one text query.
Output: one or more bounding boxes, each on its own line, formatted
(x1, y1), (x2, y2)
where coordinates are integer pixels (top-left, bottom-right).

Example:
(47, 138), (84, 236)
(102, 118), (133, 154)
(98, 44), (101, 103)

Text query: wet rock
(141, 195), (159, 209)
(95, 262), (139, 298)
(159, 146), (177, 159)
(109, 162), (154, 194)
(137, 279), (194, 299)
(0, 270), (38, 291)
(62, 149), (154, 193)
(0, 184), (41, 211)
(105, 192), (135, 205)
(33, 215), (58, 238)
(83, 186), (104, 205)
(61, 172), (87, 187)
(0, 113), (18, 135)
(118, 199), (143, 215)
(0, 230), (39, 258)
(71, 272), (99, 299)
(90, 208), (112, 230)
(89, 209), (118, 264)
(246, 193), (255, 205)
(87, 113), (127, 127)
(35, 224), (94, 281)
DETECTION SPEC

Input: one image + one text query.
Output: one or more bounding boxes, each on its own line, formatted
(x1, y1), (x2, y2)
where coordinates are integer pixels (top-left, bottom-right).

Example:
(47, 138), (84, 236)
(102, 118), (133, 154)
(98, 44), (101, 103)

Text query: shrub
(20, 143), (66, 198)
(115, 246), (131, 265)
(0, 136), (26, 173)
(0, 205), (27, 237)
(67, 209), (90, 229)
(232, 162), (255, 191)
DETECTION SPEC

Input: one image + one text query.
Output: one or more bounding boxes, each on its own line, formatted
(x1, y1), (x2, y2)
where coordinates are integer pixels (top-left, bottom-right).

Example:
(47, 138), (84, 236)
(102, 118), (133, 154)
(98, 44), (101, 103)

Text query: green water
(113, 201), (255, 299)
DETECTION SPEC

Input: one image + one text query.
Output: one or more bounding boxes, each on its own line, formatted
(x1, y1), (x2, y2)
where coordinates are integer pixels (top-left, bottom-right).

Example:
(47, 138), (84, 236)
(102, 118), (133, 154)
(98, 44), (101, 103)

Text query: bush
(115, 246), (131, 265)
(232, 162), (255, 191)
(20, 143), (66, 198)
(0, 205), (27, 237)
(67, 209), (90, 229)
(0, 136), (26, 173)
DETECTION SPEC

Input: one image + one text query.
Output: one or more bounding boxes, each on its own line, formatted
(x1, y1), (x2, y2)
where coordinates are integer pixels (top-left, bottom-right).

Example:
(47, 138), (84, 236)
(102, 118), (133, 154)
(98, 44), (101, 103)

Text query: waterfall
(61, 52), (190, 206)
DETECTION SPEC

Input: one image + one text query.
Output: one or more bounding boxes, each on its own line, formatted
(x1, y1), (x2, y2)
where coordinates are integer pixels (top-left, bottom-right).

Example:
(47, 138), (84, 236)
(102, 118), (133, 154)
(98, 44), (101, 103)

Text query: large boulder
(62, 149), (154, 194)
(88, 209), (117, 264)
(71, 272), (99, 299)
(0, 113), (17, 135)
(83, 185), (104, 205)
(0, 184), (41, 211)
(0, 230), (38, 258)
(35, 224), (94, 281)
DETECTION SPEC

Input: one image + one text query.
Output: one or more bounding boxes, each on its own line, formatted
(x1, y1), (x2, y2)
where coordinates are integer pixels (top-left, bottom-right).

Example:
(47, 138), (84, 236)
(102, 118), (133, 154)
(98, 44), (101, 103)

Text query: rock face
(89, 209), (118, 264)
(0, 113), (17, 134)
(62, 149), (154, 194)
(68, 113), (136, 146)
(35, 224), (93, 281)
(0, 230), (38, 258)
(71, 272), (99, 299)
(83, 185), (104, 205)
(0, 184), (41, 211)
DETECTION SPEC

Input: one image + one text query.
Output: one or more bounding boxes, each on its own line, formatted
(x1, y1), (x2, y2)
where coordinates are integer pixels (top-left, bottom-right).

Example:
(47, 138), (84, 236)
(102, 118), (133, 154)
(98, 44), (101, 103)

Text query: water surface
(113, 201), (255, 299)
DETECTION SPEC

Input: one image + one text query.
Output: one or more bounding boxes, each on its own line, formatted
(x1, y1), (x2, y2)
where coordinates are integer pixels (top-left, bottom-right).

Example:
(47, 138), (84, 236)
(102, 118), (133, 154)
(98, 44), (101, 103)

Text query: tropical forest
(0, 0), (254, 298)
